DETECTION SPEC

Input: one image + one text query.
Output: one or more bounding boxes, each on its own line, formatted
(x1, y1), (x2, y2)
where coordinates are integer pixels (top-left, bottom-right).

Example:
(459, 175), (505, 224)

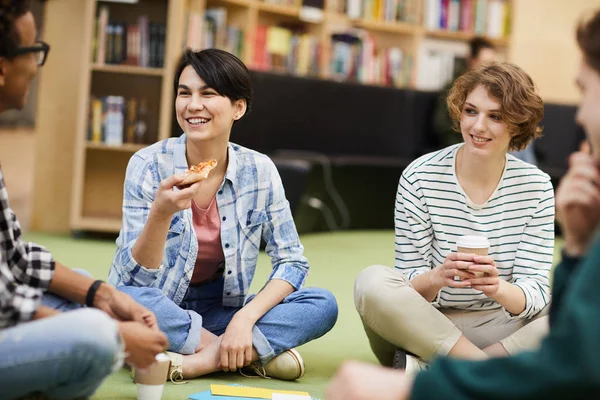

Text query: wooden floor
(0, 128), (35, 230)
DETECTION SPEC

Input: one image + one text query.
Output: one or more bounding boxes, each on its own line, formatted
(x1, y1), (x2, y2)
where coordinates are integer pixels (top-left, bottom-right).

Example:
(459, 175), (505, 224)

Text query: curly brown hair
(577, 9), (600, 75)
(446, 62), (544, 152)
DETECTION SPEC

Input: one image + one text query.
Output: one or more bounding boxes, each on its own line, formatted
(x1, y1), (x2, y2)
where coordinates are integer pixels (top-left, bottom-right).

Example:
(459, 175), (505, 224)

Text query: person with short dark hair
(468, 37), (496, 68)
(0, 1), (168, 399)
(328, 8), (600, 400)
(108, 48), (338, 382)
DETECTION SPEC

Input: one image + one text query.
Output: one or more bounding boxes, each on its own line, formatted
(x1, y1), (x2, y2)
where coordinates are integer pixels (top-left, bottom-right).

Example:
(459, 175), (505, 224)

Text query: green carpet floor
(24, 231), (564, 400)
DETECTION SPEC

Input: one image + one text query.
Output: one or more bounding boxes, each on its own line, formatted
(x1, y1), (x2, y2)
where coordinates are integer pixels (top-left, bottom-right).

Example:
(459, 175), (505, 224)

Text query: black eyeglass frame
(2, 40), (50, 66)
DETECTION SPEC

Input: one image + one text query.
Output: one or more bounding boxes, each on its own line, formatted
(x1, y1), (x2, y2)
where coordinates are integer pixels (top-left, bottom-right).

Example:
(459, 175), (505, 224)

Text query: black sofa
(233, 71), (581, 180)
(227, 71), (581, 230)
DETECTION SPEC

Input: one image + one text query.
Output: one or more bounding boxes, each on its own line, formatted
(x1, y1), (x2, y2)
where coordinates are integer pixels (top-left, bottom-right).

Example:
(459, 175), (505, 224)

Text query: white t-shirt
(395, 144), (554, 319)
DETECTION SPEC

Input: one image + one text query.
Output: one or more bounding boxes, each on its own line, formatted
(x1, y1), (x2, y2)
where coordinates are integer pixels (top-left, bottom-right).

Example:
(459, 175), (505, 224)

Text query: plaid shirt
(108, 135), (309, 306)
(0, 167), (55, 328)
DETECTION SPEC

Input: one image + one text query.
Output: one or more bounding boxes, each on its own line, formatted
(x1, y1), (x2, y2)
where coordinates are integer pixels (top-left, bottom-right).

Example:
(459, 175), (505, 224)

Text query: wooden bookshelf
(86, 141), (148, 152)
(352, 18), (422, 35)
(77, 215), (123, 233)
(257, 2), (301, 17)
(425, 30), (510, 47)
(91, 63), (165, 76)
(35, 0), (187, 234)
(33, 0), (513, 234)
(213, 0), (254, 7)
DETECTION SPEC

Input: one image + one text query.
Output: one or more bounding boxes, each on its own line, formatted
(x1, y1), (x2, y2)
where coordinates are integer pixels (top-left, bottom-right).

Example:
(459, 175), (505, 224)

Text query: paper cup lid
(456, 235), (489, 248)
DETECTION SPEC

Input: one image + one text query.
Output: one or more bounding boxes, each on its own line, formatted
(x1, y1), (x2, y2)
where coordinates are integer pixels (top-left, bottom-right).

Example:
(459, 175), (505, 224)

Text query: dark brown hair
(174, 48), (253, 114)
(577, 9), (600, 74)
(447, 62), (544, 151)
(0, 0), (31, 57)
(469, 36), (495, 59)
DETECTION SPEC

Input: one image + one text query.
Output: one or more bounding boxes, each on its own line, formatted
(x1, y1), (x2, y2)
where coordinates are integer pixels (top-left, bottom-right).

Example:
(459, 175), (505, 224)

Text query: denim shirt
(108, 134), (309, 307)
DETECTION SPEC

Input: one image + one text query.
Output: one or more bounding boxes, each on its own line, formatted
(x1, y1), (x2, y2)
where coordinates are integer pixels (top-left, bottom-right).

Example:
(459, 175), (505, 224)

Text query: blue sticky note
(188, 389), (250, 400)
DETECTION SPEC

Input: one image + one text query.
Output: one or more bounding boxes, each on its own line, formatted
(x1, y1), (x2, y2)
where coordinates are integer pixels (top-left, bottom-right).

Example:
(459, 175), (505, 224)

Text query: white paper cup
(456, 235), (489, 278)
(136, 383), (165, 400)
(134, 353), (170, 400)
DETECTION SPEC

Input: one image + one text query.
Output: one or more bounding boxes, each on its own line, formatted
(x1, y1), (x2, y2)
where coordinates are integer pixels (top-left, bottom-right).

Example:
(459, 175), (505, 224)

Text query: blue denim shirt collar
(174, 133), (239, 190)
(109, 136), (309, 307)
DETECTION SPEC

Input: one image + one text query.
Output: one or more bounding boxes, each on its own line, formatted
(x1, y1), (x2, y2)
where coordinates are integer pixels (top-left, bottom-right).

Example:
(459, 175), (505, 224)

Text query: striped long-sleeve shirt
(395, 144), (554, 319)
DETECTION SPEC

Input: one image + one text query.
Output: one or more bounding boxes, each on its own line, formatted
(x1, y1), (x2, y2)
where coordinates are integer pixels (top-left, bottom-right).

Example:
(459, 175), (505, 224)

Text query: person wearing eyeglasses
(0, 2), (169, 399)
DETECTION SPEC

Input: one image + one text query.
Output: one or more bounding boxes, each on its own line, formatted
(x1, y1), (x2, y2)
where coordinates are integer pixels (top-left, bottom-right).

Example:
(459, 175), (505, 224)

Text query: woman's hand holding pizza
(151, 160), (218, 219)
(151, 174), (201, 219)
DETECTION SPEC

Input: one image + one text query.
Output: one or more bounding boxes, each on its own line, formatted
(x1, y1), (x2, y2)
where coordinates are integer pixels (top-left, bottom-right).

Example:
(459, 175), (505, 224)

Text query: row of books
(424, 0), (510, 38)
(415, 39), (470, 90)
(94, 6), (166, 67)
(330, 31), (413, 87)
(253, 26), (321, 76)
(88, 96), (150, 146)
(262, 0), (301, 6)
(203, 8), (244, 60)
(343, 0), (419, 23)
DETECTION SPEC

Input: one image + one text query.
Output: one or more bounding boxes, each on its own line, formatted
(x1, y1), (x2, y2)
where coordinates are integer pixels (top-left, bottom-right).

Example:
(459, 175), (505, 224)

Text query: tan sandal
(129, 351), (187, 384)
(165, 351), (187, 384)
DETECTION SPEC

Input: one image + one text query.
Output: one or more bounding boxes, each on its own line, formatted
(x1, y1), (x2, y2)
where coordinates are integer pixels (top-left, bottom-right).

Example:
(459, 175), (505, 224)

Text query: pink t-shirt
(190, 196), (225, 284)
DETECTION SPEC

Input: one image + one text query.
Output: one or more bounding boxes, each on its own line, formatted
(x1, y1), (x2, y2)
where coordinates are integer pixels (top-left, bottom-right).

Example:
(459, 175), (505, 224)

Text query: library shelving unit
(34, 0), (512, 234)
(68, 0), (187, 233)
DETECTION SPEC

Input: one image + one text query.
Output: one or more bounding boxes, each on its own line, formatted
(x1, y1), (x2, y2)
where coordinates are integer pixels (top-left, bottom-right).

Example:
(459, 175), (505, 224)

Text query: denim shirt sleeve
(262, 159), (309, 290)
(113, 154), (162, 287)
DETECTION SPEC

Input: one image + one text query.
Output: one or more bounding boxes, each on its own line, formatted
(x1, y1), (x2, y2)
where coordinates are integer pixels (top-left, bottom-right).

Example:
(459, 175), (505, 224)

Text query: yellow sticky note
(210, 384), (310, 399)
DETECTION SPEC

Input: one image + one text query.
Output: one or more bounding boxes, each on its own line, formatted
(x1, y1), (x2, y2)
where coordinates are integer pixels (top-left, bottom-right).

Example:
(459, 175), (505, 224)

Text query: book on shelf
(105, 96), (125, 146)
(424, 0), (509, 38)
(473, 0), (486, 34)
(203, 8), (244, 59)
(416, 39), (467, 90)
(93, 5), (166, 67)
(345, 0), (418, 23)
(299, 0), (325, 23)
(253, 25), (320, 76)
(88, 95), (149, 146)
(184, 7), (244, 59)
(330, 30), (412, 87)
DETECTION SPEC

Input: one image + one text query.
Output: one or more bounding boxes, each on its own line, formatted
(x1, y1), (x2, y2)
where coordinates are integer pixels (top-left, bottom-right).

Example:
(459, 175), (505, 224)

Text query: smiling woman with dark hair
(108, 48), (338, 382)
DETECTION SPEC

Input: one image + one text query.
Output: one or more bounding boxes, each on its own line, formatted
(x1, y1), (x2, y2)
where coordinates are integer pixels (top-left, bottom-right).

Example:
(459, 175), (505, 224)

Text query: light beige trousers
(354, 265), (549, 367)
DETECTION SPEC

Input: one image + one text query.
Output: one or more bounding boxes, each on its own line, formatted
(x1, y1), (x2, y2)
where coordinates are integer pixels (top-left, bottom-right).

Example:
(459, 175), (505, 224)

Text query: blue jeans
(119, 277), (338, 364)
(1, 269), (122, 400)
(0, 308), (121, 400)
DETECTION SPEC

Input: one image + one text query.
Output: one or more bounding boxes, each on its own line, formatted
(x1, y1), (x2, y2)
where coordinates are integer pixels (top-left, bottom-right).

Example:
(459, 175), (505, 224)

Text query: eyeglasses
(7, 40), (50, 66)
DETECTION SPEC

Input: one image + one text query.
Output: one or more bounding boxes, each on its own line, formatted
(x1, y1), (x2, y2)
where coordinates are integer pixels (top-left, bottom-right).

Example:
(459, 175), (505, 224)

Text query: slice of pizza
(179, 159), (218, 186)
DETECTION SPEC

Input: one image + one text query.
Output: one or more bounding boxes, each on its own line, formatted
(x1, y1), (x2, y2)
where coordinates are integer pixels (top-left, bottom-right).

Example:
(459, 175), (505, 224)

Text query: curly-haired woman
(354, 62), (554, 373)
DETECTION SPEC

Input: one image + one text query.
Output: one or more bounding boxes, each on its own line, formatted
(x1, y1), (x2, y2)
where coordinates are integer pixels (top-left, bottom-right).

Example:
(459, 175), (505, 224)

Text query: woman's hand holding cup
(431, 252), (477, 289)
(467, 255), (500, 296)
